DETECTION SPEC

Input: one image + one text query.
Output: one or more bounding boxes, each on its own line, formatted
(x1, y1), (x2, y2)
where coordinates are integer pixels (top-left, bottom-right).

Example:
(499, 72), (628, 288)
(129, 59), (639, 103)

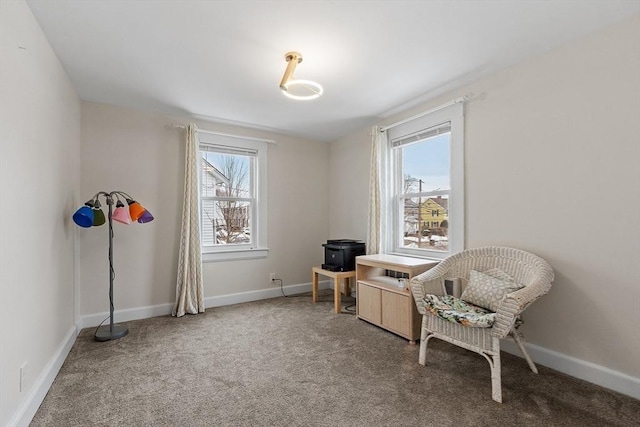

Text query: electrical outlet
(270, 273), (276, 282)
(20, 362), (27, 392)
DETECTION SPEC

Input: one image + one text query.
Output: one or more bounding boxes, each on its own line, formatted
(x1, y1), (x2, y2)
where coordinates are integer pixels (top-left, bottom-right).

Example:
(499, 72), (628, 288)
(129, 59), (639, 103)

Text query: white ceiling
(26, 0), (639, 142)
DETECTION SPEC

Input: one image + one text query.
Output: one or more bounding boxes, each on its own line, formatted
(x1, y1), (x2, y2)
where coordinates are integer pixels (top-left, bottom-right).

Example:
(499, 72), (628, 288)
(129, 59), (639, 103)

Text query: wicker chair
(410, 246), (554, 403)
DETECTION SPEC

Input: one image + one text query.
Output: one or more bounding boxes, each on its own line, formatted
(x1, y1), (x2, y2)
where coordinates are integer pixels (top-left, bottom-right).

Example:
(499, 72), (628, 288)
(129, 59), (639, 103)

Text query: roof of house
(425, 197), (448, 210)
(201, 158), (230, 185)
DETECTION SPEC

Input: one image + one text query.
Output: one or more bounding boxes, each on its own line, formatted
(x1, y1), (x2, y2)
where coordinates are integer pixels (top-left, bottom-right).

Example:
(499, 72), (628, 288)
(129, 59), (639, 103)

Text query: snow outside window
(199, 133), (268, 262)
(387, 103), (464, 259)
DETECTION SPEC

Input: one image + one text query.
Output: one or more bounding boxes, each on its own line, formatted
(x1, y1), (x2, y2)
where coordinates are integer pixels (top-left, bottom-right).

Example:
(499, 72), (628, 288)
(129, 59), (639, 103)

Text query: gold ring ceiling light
(279, 52), (323, 100)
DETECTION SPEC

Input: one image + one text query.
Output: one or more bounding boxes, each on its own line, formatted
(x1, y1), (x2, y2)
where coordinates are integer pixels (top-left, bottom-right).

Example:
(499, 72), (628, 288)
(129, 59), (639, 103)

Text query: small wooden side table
(312, 267), (356, 314)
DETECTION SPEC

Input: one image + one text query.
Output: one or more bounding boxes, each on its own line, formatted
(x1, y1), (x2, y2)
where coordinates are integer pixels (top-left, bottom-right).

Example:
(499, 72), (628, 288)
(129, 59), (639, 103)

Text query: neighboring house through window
(387, 102), (464, 259)
(199, 132), (268, 262)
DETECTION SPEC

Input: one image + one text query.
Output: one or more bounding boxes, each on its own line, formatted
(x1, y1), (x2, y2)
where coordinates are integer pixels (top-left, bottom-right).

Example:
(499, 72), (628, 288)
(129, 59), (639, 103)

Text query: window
(198, 132), (268, 262)
(387, 103), (464, 259)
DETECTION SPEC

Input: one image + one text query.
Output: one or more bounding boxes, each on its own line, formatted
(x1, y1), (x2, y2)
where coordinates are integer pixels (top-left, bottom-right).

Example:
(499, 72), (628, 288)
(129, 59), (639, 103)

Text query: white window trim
(198, 132), (269, 262)
(386, 103), (464, 260)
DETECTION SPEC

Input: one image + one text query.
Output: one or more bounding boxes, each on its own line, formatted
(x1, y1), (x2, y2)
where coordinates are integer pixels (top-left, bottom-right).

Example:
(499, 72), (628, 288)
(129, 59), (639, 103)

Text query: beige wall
(2, 4), (637, 424)
(80, 102), (329, 316)
(328, 127), (371, 241)
(0, 1), (81, 425)
(329, 16), (640, 379)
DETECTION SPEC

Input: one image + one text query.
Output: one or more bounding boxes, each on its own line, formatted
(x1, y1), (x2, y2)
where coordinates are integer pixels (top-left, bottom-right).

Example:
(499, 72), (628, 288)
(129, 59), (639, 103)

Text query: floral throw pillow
(461, 269), (524, 312)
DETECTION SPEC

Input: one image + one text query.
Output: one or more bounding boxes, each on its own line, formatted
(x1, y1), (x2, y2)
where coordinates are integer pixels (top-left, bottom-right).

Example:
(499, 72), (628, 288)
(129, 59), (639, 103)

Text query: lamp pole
(94, 192), (129, 342)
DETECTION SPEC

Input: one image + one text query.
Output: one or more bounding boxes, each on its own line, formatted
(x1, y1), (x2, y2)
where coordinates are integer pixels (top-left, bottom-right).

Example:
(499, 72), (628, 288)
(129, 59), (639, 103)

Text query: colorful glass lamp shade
(91, 200), (106, 226)
(137, 209), (154, 223)
(72, 205), (94, 228)
(112, 201), (131, 225)
(92, 208), (106, 226)
(127, 199), (146, 221)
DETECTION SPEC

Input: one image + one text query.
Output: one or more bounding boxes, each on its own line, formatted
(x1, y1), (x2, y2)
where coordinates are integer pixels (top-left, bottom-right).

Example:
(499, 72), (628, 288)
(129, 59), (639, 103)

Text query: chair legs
(512, 330), (538, 374)
(419, 320), (538, 403)
(419, 315), (429, 365)
(419, 320), (504, 403)
(478, 339), (503, 403)
(489, 339), (502, 403)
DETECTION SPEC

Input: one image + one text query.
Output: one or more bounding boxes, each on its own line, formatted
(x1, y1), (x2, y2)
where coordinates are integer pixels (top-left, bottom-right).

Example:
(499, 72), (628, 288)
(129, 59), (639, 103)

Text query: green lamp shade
(92, 208), (106, 226)
(72, 205), (94, 228)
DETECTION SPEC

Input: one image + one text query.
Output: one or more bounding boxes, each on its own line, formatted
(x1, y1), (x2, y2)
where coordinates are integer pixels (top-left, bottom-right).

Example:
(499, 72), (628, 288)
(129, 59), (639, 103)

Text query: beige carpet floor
(31, 291), (639, 426)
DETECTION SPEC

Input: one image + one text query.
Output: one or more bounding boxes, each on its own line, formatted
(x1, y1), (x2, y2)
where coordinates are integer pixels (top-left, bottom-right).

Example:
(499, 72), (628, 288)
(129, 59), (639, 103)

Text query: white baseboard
(8, 325), (78, 427)
(501, 340), (640, 400)
(204, 280), (328, 308)
(80, 301), (175, 329)
(79, 280), (328, 329)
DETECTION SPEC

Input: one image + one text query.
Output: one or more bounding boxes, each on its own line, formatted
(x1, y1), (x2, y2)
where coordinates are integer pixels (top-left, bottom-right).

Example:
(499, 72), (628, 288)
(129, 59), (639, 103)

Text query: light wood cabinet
(357, 282), (382, 324)
(356, 254), (438, 343)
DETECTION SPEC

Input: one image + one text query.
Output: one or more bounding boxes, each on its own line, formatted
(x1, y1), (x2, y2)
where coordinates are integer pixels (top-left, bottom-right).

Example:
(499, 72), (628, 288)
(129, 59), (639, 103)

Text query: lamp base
(94, 324), (129, 342)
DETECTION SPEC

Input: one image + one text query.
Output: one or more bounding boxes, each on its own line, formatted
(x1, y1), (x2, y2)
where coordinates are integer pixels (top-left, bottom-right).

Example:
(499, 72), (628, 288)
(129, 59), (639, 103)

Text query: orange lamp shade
(128, 200), (145, 221)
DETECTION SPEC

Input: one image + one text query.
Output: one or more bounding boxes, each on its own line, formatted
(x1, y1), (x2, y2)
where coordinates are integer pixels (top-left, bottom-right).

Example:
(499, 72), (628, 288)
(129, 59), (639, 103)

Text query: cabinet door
(381, 291), (411, 336)
(357, 283), (381, 324)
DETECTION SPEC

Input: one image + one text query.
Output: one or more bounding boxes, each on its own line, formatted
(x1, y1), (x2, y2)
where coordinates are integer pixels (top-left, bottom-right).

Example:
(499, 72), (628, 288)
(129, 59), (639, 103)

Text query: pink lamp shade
(137, 209), (154, 223)
(112, 206), (131, 224)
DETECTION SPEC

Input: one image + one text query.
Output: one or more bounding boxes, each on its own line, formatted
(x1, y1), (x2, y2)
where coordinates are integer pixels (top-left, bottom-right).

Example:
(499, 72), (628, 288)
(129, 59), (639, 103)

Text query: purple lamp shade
(112, 206), (131, 224)
(72, 205), (94, 228)
(137, 209), (154, 223)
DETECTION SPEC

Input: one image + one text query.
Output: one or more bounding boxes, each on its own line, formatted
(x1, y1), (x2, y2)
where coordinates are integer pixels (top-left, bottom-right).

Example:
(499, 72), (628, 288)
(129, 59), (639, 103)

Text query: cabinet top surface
(356, 253), (439, 268)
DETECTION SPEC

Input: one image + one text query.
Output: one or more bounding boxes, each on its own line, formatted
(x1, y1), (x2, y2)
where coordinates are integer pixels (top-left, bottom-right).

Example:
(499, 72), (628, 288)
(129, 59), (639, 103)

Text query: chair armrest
(492, 276), (553, 338)
(492, 296), (520, 338)
(507, 274), (553, 312)
(410, 264), (448, 315)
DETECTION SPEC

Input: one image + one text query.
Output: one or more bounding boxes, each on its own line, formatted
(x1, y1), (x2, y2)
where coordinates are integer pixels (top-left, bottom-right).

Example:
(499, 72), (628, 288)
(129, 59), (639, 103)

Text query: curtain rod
(171, 124), (278, 145)
(380, 94), (472, 132)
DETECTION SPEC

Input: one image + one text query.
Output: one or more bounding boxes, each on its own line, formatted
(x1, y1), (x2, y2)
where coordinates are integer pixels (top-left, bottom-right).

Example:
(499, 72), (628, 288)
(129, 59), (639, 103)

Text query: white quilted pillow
(461, 268), (524, 312)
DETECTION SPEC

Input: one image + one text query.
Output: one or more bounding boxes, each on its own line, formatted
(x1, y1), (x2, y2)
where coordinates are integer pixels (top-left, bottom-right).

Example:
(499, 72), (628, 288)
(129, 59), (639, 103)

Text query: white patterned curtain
(173, 123), (205, 317)
(366, 126), (388, 255)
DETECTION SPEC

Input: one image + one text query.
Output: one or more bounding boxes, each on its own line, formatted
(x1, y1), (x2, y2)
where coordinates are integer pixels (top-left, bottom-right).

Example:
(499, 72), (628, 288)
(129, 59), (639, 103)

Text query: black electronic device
(322, 239), (366, 272)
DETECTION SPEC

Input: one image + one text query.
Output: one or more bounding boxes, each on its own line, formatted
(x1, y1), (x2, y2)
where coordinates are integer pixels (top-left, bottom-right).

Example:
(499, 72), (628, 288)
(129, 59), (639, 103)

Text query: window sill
(390, 249), (447, 261)
(202, 248), (269, 263)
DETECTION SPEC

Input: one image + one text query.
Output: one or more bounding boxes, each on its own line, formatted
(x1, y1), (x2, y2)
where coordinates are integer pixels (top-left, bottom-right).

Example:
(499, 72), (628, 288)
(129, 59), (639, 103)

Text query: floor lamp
(73, 191), (154, 342)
